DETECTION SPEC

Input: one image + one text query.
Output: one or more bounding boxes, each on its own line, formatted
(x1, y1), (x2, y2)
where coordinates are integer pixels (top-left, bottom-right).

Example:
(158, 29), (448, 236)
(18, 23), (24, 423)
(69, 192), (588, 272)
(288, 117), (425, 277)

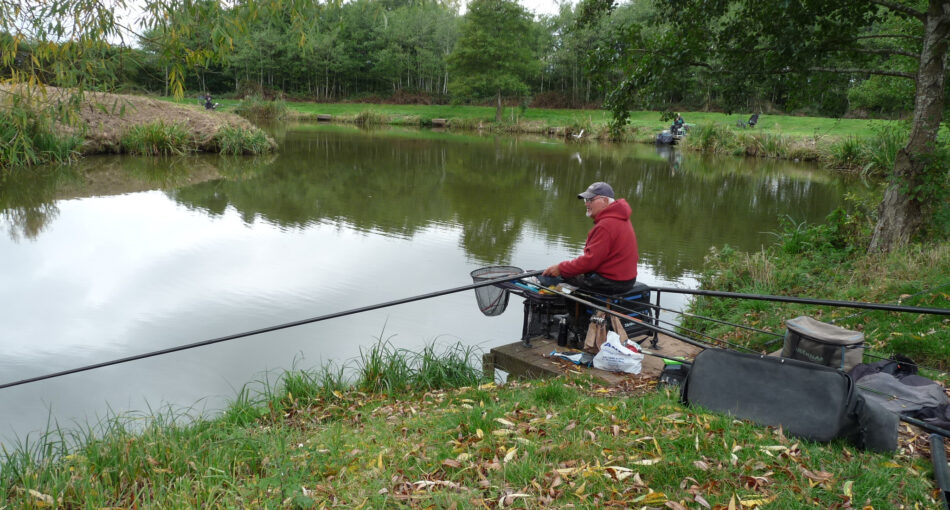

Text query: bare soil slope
(4, 86), (274, 154)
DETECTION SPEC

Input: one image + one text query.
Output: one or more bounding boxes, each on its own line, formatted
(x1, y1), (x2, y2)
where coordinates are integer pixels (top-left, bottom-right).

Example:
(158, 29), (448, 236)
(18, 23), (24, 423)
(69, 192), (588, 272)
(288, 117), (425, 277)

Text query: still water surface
(0, 124), (864, 446)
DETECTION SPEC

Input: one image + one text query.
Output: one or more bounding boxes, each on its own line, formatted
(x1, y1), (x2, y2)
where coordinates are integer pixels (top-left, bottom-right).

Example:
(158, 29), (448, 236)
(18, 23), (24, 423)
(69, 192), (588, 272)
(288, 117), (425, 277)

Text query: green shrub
(120, 121), (193, 155)
(214, 125), (273, 155)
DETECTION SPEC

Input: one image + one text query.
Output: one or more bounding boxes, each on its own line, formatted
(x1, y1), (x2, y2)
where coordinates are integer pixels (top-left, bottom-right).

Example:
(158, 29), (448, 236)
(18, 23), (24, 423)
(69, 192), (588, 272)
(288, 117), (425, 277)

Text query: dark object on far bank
(738, 113), (759, 128)
(203, 95), (219, 110)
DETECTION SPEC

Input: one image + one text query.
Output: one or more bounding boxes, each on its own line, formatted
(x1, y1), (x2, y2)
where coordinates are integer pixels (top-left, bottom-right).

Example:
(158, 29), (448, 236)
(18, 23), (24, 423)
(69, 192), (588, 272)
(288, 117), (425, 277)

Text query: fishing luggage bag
(781, 316), (864, 372)
(681, 348), (897, 451)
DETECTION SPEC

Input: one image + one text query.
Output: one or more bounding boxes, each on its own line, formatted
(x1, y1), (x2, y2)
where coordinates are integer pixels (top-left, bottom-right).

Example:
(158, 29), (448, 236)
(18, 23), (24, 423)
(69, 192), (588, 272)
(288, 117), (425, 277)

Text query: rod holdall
(681, 348), (897, 452)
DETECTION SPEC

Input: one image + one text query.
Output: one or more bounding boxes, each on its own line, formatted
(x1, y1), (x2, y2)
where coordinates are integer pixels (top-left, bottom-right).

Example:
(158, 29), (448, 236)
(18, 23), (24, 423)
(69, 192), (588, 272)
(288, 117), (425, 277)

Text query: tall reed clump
(355, 339), (484, 395)
(860, 124), (905, 176)
(683, 123), (737, 153)
(827, 125), (906, 174)
(214, 125), (273, 155)
(738, 132), (791, 158)
(232, 96), (289, 120)
(353, 110), (388, 126)
(0, 102), (81, 170)
(120, 121), (194, 156)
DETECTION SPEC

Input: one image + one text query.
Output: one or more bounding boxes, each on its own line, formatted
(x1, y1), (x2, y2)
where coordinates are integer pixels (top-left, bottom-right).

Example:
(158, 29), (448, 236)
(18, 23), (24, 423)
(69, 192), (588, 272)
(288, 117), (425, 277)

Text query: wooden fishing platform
(483, 332), (703, 384)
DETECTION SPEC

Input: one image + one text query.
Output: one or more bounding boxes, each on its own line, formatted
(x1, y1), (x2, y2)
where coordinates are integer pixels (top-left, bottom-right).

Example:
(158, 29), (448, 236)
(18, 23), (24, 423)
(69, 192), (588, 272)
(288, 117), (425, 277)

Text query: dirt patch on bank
(2, 85), (275, 154)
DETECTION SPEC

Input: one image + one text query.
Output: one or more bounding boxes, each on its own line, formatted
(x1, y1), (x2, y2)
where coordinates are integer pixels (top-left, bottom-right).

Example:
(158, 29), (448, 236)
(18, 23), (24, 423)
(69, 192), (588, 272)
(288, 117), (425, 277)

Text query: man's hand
(542, 264), (561, 277)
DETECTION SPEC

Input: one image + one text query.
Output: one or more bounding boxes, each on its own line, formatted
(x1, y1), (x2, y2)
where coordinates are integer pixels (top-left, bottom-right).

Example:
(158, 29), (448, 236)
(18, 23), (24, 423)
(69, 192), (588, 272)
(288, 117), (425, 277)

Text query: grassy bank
(202, 96), (931, 172)
(682, 204), (950, 377)
(1, 340), (940, 508)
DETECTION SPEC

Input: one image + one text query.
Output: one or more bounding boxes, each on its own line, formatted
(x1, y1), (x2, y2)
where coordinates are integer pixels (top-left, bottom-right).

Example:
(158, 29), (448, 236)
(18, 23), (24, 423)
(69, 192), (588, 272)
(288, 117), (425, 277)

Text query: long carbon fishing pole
(831, 281), (950, 324)
(0, 269), (543, 391)
(653, 287), (950, 315)
(647, 301), (784, 339)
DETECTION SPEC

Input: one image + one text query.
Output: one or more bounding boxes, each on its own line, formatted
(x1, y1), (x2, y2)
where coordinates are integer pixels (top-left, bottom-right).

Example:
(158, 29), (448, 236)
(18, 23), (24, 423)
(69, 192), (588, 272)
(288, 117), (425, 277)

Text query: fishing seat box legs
(575, 283), (657, 345)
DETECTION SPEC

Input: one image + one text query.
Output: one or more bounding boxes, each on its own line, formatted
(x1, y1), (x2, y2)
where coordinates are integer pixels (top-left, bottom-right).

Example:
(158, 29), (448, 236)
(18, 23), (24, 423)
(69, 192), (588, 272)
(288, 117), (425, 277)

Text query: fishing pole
(653, 287), (950, 315)
(0, 269), (543, 391)
(830, 281), (950, 325)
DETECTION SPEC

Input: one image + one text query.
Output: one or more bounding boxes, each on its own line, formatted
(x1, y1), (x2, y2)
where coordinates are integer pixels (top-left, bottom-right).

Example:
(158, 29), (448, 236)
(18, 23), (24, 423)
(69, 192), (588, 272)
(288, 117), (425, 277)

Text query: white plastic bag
(593, 331), (644, 374)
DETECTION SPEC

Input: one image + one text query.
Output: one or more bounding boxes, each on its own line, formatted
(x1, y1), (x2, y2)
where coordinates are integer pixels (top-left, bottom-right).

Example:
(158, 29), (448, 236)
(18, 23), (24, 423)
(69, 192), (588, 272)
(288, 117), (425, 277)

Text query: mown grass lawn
(167, 95), (900, 140)
(1, 371), (939, 509)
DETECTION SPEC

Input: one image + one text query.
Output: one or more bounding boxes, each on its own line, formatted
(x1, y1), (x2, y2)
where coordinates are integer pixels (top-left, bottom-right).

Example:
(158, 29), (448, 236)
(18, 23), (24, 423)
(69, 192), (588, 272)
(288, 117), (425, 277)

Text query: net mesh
(470, 265), (523, 316)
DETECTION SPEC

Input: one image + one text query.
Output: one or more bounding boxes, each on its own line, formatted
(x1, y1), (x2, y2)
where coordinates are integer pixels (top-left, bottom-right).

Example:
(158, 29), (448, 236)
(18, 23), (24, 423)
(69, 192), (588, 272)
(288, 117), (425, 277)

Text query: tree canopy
(447, 0), (539, 121)
(588, 0), (949, 252)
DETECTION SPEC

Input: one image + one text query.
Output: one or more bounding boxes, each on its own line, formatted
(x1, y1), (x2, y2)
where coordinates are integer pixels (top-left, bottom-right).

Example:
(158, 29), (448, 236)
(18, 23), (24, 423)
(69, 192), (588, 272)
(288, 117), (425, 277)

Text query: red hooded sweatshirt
(558, 198), (638, 281)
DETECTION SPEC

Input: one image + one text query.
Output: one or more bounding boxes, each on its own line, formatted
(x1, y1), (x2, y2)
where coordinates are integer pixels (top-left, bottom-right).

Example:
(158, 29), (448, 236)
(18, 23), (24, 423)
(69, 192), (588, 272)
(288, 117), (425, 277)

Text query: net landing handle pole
(0, 269), (544, 391)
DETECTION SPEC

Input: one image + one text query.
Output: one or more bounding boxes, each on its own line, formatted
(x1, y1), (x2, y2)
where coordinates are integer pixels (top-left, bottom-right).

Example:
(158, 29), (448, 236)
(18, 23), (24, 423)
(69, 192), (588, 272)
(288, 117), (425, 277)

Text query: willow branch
(870, 0), (926, 21)
(854, 33), (923, 42)
(808, 66), (915, 79)
(854, 47), (920, 58)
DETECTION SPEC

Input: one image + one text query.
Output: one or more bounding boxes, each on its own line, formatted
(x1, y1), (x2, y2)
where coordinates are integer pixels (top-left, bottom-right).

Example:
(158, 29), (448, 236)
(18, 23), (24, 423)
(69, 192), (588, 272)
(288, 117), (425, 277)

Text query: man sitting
(541, 181), (639, 295)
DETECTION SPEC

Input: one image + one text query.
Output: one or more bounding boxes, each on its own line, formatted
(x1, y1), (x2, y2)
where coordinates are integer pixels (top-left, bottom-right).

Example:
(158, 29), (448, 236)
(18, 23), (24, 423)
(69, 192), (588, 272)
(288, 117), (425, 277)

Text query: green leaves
(447, 0), (538, 119)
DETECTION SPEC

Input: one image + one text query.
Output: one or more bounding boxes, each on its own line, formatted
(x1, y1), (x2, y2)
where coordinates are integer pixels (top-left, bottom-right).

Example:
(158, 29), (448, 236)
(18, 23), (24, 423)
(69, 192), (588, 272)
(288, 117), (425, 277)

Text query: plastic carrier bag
(593, 332), (643, 374)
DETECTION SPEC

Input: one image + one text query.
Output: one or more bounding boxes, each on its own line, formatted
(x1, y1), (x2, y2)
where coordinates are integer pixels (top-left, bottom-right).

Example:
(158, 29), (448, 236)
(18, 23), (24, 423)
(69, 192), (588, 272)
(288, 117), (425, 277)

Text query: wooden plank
(488, 333), (703, 384)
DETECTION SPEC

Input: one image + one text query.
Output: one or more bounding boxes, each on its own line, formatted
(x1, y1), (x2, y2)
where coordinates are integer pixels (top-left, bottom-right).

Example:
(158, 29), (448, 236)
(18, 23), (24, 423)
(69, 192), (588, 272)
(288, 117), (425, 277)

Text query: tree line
(1, 0), (946, 253)
(0, 0), (922, 118)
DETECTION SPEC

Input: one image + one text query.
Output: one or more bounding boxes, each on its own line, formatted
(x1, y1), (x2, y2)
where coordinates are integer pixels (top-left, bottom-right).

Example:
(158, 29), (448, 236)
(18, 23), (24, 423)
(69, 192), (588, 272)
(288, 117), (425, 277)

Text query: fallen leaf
(495, 418), (516, 428)
(28, 489), (55, 506)
(843, 480), (853, 498)
(503, 447), (518, 463)
(740, 495), (776, 507)
(603, 466), (634, 481)
(499, 493), (531, 507)
(631, 458), (661, 466)
(641, 491), (668, 505)
(442, 459), (462, 468)
(693, 460), (710, 471)
(694, 494), (711, 509)
(801, 468), (833, 482)
(666, 501), (688, 510)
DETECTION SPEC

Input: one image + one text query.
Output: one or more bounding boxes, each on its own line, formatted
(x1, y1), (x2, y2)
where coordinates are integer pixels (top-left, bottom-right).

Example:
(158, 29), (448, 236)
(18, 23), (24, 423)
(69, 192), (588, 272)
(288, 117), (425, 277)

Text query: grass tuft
(214, 125), (273, 155)
(232, 96), (289, 120)
(0, 102), (81, 170)
(120, 121), (194, 155)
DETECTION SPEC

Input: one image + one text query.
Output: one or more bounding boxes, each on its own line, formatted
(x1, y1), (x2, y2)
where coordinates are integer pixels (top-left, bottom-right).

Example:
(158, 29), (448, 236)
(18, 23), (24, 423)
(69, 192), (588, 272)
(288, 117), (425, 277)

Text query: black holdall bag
(781, 316), (864, 372)
(681, 348), (897, 452)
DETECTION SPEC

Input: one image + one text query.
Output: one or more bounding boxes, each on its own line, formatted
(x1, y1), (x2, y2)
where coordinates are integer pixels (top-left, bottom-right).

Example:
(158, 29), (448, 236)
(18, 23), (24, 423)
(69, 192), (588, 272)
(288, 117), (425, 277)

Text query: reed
(231, 96), (289, 120)
(0, 104), (81, 170)
(120, 121), (194, 156)
(353, 110), (389, 126)
(214, 125), (273, 155)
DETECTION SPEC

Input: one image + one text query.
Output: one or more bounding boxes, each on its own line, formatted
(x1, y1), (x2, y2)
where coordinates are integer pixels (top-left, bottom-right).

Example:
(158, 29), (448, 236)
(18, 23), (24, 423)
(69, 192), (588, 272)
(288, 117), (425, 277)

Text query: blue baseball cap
(577, 182), (614, 200)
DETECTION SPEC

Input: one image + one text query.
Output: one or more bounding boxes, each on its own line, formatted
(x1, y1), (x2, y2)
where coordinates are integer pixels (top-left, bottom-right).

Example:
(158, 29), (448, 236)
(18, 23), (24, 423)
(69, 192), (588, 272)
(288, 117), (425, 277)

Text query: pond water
(0, 123), (865, 447)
